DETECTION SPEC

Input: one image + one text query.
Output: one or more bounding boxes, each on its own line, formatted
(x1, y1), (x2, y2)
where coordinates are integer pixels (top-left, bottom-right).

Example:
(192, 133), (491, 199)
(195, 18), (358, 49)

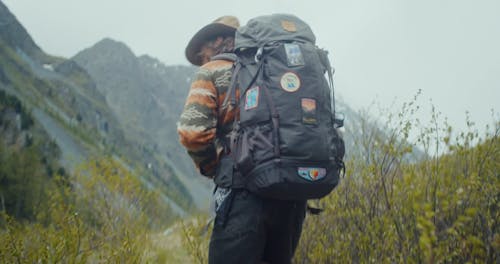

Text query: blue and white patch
(284, 43), (305, 66)
(245, 86), (260, 110)
(298, 167), (327, 181)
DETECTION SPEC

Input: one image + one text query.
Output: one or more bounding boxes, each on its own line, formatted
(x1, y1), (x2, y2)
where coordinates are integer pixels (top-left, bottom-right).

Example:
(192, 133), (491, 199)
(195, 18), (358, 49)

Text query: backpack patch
(301, 98), (317, 125)
(298, 167), (326, 181)
(280, 72), (301, 92)
(284, 43), (305, 66)
(244, 86), (260, 110)
(281, 20), (297, 32)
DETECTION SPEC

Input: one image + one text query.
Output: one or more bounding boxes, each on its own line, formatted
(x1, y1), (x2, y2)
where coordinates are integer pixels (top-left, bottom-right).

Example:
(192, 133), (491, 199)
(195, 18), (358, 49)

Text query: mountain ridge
(72, 38), (211, 209)
(0, 2), (195, 215)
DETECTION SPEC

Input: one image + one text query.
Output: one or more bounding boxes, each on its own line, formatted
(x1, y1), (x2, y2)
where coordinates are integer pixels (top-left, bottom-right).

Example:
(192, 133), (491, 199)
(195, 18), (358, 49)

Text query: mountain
(73, 39), (194, 168)
(0, 1), (193, 215)
(72, 39), (212, 208)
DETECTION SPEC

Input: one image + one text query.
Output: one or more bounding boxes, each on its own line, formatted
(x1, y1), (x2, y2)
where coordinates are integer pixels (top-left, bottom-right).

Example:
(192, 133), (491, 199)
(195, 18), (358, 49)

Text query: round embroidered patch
(280, 72), (301, 92)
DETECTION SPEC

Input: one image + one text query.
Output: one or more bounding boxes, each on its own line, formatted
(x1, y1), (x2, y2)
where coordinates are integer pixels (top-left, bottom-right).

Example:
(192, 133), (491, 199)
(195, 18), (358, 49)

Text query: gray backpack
(214, 14), (345, 200)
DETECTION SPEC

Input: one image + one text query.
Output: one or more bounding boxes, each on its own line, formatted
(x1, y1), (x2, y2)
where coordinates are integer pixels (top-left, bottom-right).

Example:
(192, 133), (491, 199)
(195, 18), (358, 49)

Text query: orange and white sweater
(177, 59), (238, 178)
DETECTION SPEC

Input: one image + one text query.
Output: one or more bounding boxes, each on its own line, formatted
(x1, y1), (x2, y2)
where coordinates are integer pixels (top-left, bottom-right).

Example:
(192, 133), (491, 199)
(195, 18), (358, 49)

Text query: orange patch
(301, 98), (316, 111)
(281, 20), (297, 32)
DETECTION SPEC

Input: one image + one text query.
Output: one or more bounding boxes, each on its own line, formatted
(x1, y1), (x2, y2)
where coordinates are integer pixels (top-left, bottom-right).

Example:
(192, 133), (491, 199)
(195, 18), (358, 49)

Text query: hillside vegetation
(294, 108), (499, 263)
(0, 91), (176, 262)
(0, 90), (62, 221)
(0, 157), (177, 263)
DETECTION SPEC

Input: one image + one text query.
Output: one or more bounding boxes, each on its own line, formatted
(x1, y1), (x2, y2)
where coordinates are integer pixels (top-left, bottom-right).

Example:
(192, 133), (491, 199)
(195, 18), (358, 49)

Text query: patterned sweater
(177, 59), (238, 178)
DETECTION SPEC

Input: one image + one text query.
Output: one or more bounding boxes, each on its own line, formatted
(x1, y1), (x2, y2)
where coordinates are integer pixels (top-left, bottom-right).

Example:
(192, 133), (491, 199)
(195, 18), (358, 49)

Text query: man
(178, 16), (306, 264)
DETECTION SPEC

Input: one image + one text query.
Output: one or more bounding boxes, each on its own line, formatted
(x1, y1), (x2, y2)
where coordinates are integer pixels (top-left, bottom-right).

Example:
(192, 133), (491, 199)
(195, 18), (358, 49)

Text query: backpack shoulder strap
(221, 65), (241, 113)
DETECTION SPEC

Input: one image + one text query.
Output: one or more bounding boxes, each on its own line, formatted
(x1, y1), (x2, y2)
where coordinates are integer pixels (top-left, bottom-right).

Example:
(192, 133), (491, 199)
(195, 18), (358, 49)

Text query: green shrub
(180, 216), (212, 264)
(0, 157), (177, 263)
(294, 104), (499, 263)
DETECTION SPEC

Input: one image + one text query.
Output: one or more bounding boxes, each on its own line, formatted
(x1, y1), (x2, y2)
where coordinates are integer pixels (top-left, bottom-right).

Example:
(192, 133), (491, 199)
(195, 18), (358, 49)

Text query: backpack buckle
(254, 47), (264, 63)
(334, 112), (345, 128)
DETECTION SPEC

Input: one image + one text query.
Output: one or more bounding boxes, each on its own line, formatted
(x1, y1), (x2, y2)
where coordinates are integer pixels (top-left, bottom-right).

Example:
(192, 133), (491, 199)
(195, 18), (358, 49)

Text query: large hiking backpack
(214, 14), (345, 200)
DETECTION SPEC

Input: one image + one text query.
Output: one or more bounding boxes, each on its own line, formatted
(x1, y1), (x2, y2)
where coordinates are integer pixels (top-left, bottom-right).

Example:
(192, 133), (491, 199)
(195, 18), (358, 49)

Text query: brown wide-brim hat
(185, 16), (240, 66)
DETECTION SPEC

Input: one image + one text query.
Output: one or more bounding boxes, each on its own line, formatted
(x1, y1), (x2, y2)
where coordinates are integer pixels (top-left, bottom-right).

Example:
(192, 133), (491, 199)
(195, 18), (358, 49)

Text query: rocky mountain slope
(72, 39), (212, 208)
(73, 39), (195, 172)
(0, 1), (193, 214)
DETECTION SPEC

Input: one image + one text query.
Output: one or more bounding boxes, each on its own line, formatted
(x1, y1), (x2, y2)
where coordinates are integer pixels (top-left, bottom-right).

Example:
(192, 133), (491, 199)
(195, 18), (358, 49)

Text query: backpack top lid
(235, 14), (316, 50)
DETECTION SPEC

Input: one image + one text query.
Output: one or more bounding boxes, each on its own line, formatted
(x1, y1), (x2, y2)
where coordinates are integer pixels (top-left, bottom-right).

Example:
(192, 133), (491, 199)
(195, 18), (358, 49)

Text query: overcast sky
(3, 0), (499, 138)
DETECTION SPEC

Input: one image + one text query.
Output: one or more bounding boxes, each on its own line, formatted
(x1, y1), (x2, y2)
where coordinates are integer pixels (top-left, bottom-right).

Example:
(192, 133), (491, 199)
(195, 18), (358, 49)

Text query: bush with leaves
(294, 100), (499, 263)
(0, 157), (177, 263)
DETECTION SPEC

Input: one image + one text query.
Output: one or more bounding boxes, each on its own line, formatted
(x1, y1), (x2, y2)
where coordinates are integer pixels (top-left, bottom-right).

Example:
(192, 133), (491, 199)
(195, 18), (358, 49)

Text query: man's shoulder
(196, 60), (233, 86)
(200, 59), (233, 72)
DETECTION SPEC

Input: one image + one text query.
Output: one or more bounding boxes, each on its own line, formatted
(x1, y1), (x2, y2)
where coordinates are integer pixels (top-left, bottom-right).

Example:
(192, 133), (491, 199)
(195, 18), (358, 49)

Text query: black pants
(209, 190), (306, 264)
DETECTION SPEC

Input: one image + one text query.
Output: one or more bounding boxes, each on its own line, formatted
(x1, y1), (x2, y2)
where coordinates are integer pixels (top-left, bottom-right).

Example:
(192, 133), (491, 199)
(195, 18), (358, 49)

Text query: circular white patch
(280, 72), (301, 92)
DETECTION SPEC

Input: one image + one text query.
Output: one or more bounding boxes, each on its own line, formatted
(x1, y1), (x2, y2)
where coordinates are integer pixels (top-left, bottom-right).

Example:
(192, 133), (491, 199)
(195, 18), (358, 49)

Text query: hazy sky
(3, 0), (499, 137)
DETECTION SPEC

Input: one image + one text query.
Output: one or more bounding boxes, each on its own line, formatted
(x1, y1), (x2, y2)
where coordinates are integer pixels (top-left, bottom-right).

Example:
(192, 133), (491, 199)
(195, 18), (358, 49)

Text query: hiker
(178, 16), (308, 264)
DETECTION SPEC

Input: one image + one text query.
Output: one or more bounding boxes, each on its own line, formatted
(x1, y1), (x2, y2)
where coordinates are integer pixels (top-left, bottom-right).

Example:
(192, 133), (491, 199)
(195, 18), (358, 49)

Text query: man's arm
(177, 67), (218, 177)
